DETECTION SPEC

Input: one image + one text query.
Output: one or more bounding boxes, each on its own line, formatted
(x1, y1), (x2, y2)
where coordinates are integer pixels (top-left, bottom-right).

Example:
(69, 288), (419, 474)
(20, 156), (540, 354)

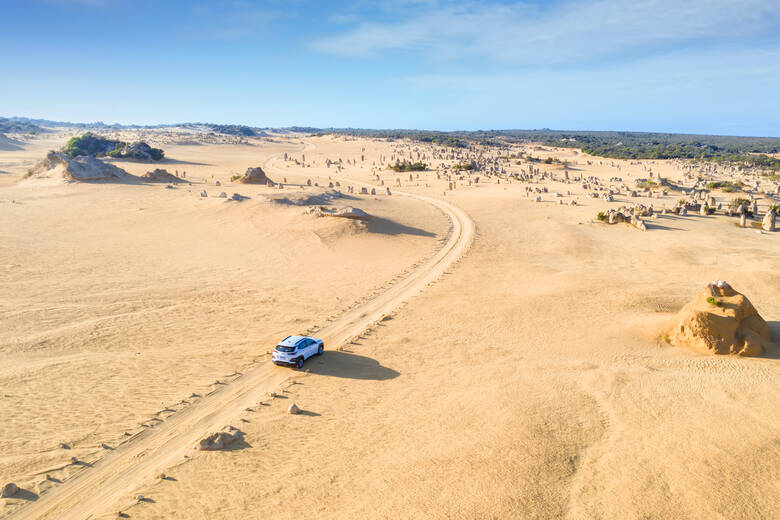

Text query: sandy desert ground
(0, 129), (778, 519)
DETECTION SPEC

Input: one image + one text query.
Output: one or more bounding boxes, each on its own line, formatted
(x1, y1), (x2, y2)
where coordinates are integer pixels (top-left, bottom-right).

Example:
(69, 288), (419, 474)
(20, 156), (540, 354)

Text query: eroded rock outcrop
(196, 427), (243, 450)
(142, 168), (181, 183)
(304, 206), (371, 220)
(1, 483), (19, 498)
(236, 166), (274, 185)
(668, 280), (772, 356)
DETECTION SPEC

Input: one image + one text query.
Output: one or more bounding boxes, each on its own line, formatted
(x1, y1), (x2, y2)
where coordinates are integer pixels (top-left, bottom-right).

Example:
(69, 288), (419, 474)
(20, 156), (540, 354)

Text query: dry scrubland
(0, 129), (778, 519)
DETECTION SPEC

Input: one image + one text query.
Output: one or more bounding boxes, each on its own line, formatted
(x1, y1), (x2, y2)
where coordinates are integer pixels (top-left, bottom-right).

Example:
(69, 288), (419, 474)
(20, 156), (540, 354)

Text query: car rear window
(276, 345), (294, 352)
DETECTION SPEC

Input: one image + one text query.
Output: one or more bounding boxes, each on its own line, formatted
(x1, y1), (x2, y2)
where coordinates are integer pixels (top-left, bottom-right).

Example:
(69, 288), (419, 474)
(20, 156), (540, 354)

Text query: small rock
(196, 428), (242, 451)
(287, 403), (301, 415)
(136, 494), (144, 502)
(2, 483), (19, 498)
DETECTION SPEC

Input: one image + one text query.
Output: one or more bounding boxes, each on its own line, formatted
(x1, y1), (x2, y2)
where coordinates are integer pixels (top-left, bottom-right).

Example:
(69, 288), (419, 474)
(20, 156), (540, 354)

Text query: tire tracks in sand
(9, 141), (474, 520)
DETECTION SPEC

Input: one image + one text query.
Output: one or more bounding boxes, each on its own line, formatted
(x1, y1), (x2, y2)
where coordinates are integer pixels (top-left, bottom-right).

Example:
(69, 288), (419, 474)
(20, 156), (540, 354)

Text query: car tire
(296, 357), (304, 369)
(318, 344), (324, 355)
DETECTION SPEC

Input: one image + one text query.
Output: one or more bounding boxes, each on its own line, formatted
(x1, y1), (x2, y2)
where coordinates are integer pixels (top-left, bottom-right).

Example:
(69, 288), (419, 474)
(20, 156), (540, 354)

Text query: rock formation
(142, 168), (181, 183)
(1, 483), (19, 498)
(196, 427), (243, 450)
(305, 206), (371, 220)
(236, 166), (274, 185)
(762, 210), (776, 232)
(668, 281), (772, 356)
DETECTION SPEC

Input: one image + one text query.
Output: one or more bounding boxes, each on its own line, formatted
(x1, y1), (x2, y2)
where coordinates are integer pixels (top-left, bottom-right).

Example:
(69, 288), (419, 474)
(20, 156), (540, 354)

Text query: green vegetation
(388, 160), (427, 172)
(706, 181), (743, 192)
(230, 174), (241, 181)
(596, 211), (608, 222)
(453, 163), (474, 171)
(64, 132), (164, 161)
(728, 198), (751, 211)
(637, 180), (657, 189)
(706, 296), (722, 307)
(318, 129), (468, 148)
(64, 132), (111, 157)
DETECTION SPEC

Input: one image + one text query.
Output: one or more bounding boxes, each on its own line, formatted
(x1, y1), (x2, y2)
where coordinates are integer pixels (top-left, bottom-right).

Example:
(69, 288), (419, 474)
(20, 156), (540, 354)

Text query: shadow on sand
(10, 488), (38, 501)
(158, 158), (213, 166)
(366, 216), (436, 237)
(307, 351), (400, 381)
(763, 321), (780, 360)
(646, 222), (685, 231)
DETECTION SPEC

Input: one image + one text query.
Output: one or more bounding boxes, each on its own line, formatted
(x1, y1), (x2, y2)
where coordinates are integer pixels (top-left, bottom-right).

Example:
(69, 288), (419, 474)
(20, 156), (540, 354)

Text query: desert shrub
(63, 132), (163, 161)
(596, 211), (608, 221)
(728, 198), (751, 210)
(706, 181), (742, 192)
(706, 296), (722, 307)
(453, 163), (474, 171)
(388, 161), (426, 172)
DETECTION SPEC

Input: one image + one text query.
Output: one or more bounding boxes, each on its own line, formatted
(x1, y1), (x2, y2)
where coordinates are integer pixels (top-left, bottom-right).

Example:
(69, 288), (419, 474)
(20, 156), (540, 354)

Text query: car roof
(278, 335), (308, 346)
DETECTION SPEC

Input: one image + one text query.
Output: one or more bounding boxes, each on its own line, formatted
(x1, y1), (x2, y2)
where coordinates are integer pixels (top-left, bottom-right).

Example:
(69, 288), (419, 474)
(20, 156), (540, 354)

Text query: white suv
(272, 335), (324, 368)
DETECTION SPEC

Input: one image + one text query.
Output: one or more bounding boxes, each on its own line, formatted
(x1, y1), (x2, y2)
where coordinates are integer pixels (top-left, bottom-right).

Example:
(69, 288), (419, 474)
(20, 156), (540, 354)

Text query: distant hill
(0, 117), (44, 134)
(205, 124), (259, 136)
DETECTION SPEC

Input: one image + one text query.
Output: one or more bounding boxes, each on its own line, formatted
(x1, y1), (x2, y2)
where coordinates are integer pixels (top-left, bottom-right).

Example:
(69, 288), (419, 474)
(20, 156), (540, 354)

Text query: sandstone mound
(236, 166), (274, 185)
(196, 427), (243, 451)
(29, 151), (134, 182)
(305, 205), (372, 220)
(142, 168), (181, 183)
(668, 280), (772, 356)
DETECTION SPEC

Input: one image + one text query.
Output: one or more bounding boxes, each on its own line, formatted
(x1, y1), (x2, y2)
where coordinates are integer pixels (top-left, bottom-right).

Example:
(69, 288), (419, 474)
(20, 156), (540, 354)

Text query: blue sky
(1, 0), (779, 135)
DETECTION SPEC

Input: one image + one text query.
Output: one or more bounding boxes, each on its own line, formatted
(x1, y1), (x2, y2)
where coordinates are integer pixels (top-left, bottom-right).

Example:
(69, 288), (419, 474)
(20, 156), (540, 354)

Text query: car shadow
(307, 351), (400, 381)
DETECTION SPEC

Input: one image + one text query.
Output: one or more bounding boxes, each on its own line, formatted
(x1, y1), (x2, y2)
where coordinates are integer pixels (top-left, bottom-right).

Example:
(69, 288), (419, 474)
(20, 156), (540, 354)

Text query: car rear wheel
(318, 344), (324, 355)
(296, 357), (304, 369)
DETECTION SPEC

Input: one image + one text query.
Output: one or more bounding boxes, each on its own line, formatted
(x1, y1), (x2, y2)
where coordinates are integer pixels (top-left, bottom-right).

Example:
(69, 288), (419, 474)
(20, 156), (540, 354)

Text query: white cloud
(311, 0), (780, 66)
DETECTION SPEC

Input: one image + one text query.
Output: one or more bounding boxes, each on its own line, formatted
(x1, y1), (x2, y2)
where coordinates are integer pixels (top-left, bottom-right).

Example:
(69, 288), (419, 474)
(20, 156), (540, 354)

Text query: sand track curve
(9, 144), (474, 520)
